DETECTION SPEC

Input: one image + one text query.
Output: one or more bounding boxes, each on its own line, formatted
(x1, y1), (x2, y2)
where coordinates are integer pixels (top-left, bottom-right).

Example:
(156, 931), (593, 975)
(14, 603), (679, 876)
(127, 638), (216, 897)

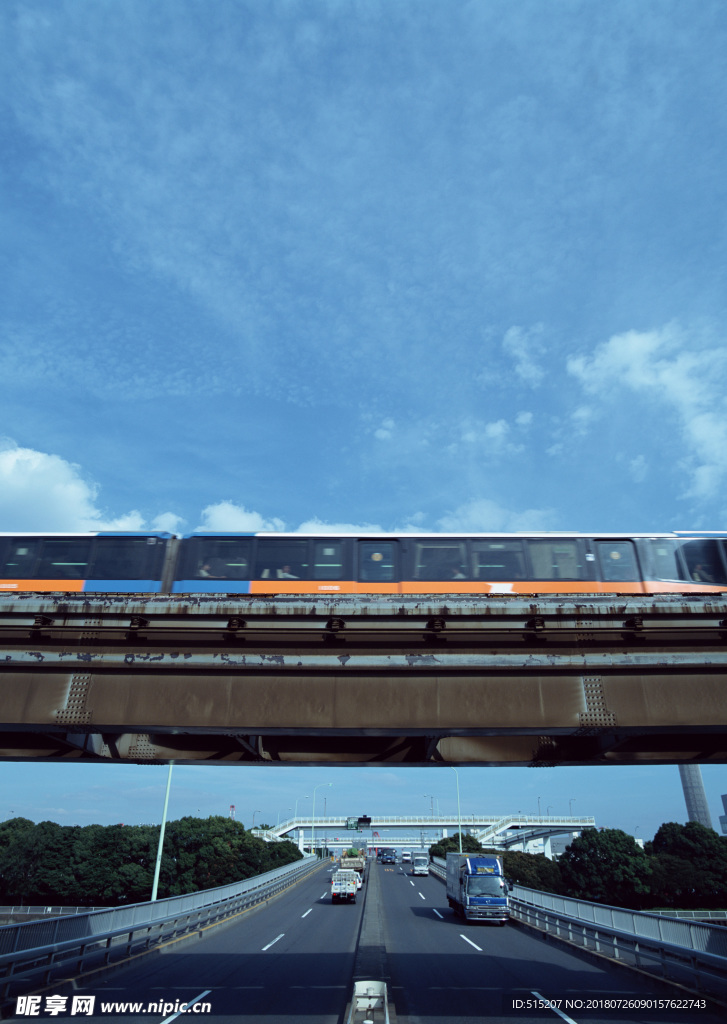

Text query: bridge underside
(1, 594), (726, 766)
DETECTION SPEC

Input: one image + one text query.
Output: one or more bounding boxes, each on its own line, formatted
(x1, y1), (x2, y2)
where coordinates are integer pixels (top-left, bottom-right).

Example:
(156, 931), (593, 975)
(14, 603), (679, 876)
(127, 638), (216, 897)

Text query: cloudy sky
(2, 0), (726, 840)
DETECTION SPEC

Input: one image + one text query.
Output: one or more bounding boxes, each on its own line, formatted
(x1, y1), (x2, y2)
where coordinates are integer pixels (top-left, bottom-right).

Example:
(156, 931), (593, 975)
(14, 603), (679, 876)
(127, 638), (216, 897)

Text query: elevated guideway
(1, 593), (726, 766)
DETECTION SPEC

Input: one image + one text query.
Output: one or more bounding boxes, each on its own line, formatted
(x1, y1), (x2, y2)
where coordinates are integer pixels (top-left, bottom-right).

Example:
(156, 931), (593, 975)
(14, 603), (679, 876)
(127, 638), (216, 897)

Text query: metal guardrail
(510, 886), (727, 999)
(652, 909), (727, 923)
(430, 862), (727, 999)
(0, 907), (107, 919)
(0, 856), (320, 1005)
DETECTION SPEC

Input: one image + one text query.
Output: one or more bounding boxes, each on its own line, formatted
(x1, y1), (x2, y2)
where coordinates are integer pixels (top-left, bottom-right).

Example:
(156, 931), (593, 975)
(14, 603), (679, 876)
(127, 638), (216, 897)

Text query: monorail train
(1, 531), (727, 596)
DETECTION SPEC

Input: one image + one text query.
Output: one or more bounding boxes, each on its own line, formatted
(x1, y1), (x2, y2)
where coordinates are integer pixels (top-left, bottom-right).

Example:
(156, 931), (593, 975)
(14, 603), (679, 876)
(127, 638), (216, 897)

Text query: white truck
(411, 853), (429, 876)
(331, 869), (358, 904)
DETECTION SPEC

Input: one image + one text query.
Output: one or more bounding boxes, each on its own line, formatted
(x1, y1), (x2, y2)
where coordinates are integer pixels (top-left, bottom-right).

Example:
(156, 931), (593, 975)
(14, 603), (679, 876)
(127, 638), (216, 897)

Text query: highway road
(380, 863), (724, 1024)
(62, 861), (356, 1023)
(36, 861), (725, 1024)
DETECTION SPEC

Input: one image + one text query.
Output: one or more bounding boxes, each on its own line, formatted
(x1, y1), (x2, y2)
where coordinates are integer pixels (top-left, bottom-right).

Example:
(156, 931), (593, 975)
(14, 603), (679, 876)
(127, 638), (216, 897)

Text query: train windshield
(88, 537), (165, 580)
(0, 536), (165, 580)
(645, 538), (727, 584)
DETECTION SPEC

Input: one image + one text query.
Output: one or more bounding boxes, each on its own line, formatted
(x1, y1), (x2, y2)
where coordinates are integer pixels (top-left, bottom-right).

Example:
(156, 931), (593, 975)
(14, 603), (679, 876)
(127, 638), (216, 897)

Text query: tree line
(0, 816), (302, 906)
(430, 821), (727, 911)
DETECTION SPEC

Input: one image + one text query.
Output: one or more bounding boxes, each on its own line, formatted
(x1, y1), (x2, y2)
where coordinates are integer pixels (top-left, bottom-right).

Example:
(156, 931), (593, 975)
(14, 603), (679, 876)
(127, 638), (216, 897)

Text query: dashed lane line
(531, 991), (578, 1024)
(159, 990), (212, 1024)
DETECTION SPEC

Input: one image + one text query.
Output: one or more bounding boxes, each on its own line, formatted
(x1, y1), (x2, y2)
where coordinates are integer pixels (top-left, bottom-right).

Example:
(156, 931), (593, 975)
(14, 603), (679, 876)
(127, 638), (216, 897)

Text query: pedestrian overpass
(0, 593), (725, 766)
(253, 812), (596, 856)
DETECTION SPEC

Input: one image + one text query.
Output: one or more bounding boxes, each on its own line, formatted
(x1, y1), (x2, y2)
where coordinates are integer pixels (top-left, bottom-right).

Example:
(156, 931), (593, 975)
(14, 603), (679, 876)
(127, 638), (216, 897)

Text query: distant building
(678, 765), (713, 830)
(719, 795), (727, 835)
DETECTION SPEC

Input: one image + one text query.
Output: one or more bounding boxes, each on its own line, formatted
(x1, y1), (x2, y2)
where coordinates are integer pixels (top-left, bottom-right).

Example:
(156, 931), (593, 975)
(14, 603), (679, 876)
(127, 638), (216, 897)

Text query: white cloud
(502, 325), (546, 387)
(374, 418), (395, 441)
(152, 512), (186, 533)
(435, 498), (557, 532)
(571, 405), (596, 434)
(195, 502), (285, 532)
(459, 418), (523, 457)
(628, 455), (648, 483)
(0, 443), (555, 541)
(567, 325), (727, 499)
(0, 443), (153, 531)
(295, 518), (383, 533)
(515, 411), (533, 428)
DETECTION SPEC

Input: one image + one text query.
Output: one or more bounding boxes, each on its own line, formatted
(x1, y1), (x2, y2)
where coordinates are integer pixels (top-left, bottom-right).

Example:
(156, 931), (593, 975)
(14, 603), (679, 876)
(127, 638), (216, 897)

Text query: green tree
(429, 834), (484, 858)
(559, 828), (651, 909)
(646, 822), (727, 910)
(0, 816), (302, 906)
(502, 851), (565, 895)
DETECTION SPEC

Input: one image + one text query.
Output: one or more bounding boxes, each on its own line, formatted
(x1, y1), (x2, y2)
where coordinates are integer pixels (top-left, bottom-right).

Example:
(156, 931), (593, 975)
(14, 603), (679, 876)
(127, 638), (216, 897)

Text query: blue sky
(2, 0), (726, 840)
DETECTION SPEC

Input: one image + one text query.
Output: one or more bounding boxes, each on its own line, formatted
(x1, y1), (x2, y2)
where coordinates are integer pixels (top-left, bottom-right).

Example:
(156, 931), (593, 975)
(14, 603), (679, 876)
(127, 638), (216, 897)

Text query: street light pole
(151, 763), (174, 902)
(449, 767), (462, 854)
(312, 783), (332, 858)
(569, 798), (576, 815)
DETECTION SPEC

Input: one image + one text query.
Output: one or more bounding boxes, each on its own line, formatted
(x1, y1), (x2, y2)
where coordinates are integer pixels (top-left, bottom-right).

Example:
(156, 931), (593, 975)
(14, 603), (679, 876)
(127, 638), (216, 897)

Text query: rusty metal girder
(0, 594), (726, 766)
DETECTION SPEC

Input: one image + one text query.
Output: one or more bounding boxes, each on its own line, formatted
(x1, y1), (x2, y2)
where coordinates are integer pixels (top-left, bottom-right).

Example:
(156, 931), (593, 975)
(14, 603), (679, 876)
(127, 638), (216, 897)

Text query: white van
(411, 854), (429, 876)
(401, 850), (412, 863)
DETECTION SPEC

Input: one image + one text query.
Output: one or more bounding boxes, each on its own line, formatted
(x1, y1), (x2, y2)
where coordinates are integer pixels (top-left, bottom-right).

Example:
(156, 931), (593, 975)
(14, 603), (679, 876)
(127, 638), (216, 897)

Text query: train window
(89, 537), (164, 580)
(0, 539), (42, 578)
(253, 540), (309, 580)
(312, 541), (344, 580)
(471, 541), (525, 580)
(596, 541), (638, 582)
(37, 539), (92, 579)
(678, 539), (727, 585)
(187, 538), (253, 580)
(646, 539), (683, 580)
(528, 540), (584, 579)
(359, 541), (396, 581)
(411, 541), (467, 580)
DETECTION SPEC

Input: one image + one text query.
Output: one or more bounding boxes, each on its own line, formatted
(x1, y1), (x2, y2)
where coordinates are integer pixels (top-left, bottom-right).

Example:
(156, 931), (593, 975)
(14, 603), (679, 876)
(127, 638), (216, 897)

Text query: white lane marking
(433, 909), (443, 919)
(321, 892), (329, 899)
(159, 990), (212, 1024)
(301, 909), (312, 918)
(409, 880), (415, 886)
(531, 991), (578, 1023)
(459, 934), (482, 951)
(262, 933), (284, 950)
(418, 892), (426, 900)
